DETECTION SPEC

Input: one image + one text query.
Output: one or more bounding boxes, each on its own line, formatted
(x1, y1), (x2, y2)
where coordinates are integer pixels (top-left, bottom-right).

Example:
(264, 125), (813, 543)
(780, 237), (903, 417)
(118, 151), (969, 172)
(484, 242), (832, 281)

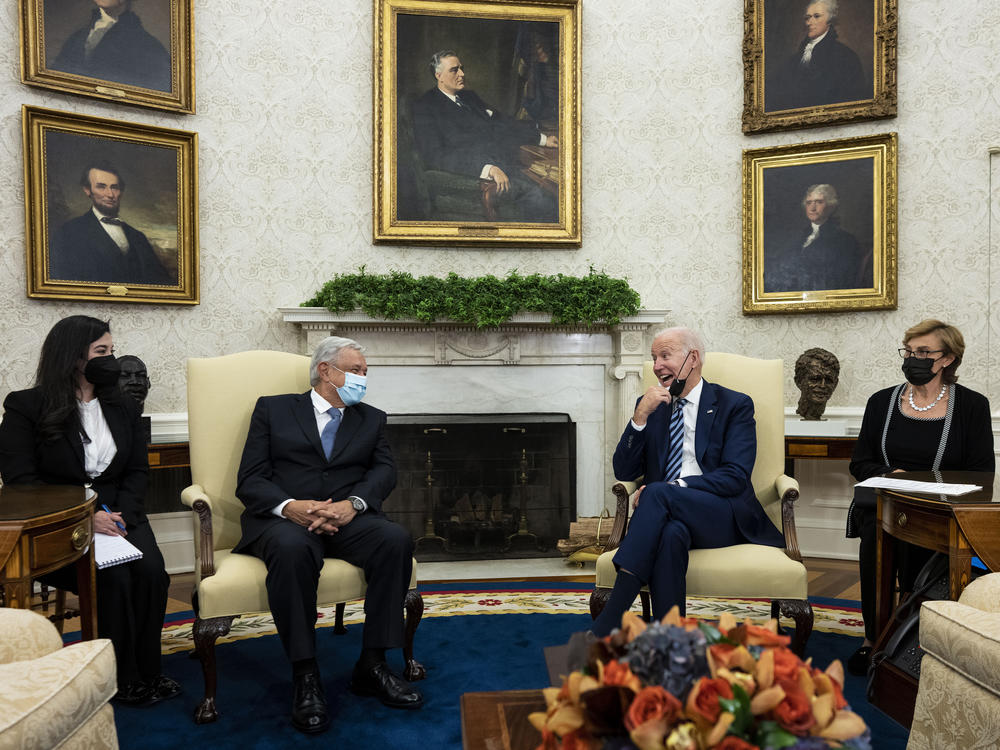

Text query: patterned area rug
(159, 585), (863, 654)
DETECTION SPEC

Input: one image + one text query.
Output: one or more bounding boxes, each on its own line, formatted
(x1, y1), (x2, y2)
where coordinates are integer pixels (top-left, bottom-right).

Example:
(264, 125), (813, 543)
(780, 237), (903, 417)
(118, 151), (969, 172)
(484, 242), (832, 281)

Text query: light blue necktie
(663, 398), (687, 481)
(320, 407), (341, 459)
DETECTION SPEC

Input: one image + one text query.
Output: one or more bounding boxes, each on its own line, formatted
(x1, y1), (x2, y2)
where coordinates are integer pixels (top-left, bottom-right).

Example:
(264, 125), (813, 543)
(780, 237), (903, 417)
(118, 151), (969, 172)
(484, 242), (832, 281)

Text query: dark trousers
(612, 482), (742, 619)
(497, 173), (558, 222)
(855, 506), (934, 642)
(42, 520), (168, 685)
(249, 514), (413, 664)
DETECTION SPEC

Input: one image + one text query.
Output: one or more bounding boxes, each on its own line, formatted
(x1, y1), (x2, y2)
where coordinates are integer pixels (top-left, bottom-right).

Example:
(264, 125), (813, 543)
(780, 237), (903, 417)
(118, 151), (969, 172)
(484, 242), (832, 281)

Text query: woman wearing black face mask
(0, 315), (178, 706)
(844, 319), (994, 675)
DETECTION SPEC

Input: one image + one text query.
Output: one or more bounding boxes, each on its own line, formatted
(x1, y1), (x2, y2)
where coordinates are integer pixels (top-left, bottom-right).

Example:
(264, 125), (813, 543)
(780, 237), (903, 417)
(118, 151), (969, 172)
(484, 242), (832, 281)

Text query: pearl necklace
(908, 383), (947, 412)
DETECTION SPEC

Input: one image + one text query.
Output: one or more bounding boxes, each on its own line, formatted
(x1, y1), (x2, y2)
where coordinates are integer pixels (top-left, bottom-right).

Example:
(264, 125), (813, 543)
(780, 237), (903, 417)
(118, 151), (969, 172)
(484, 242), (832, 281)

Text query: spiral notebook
(94, 532), (143, 569)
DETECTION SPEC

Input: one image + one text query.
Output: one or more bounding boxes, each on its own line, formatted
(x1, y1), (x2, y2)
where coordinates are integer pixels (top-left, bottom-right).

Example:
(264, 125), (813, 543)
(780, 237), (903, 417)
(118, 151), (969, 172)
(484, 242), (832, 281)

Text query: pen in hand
(100, 504), (127, 534)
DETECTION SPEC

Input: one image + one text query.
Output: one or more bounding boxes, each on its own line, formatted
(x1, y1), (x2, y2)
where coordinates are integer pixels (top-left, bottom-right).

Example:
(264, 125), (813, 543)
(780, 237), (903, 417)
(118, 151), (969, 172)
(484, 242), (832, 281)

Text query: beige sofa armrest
(957, 572), (1000, 613)
(0, 609), (63, 664)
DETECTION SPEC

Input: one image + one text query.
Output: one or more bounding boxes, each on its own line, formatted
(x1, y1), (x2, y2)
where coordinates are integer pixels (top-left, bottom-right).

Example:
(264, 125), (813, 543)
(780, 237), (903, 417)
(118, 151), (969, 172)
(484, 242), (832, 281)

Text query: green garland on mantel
(303, 267), (641, 328)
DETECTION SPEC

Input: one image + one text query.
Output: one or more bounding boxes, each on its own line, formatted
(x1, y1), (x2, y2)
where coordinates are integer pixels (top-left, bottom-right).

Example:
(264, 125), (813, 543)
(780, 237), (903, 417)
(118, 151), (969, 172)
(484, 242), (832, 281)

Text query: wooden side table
(461, 689), (546, 750)
(784, 435), (856, 477)
(0, 484), (97, 640)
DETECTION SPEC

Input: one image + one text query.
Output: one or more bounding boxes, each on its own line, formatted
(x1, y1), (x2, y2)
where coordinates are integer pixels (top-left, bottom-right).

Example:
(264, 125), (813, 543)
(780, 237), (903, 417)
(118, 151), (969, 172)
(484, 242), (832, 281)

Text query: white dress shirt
(630, 378), (705, 483)
(800, 30), (829, 64)
(78, 398), (117, 478)
(93, 207), (130, 252)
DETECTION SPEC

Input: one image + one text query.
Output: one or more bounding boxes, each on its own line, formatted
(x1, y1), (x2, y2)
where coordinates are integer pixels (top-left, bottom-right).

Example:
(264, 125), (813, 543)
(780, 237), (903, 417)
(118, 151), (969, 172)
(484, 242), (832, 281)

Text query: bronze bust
(794, 348), (840, 420)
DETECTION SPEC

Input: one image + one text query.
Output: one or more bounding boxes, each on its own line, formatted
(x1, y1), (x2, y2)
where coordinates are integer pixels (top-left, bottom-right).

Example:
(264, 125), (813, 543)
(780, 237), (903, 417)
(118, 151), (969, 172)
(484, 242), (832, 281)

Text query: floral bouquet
(530, 609), (870, 750)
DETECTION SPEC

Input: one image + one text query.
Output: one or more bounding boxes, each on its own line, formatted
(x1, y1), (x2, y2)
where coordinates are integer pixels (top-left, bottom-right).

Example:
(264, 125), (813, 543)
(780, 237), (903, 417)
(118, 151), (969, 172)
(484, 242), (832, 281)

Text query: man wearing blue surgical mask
(234, 336), (421, 734)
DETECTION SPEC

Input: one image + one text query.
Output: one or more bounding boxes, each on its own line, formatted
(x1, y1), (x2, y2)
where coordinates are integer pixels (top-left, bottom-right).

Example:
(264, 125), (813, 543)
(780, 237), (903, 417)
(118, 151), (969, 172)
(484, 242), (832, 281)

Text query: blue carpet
(113, 610), (908, 750)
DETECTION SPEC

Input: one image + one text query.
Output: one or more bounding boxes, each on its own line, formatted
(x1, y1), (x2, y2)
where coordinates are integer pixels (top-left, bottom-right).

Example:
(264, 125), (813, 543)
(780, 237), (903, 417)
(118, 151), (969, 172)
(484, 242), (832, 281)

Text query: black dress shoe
(291, 672), (330, 734)
(113, 681), (154, 706)
(144, 675), (182, 705)
(351, 661), (424, 709)
(847, 645), (873, 676)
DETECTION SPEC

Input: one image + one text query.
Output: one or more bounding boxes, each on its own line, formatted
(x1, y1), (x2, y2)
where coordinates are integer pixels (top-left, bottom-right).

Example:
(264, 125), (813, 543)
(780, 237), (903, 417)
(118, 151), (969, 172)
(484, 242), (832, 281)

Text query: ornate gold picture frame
(373, 0), (581, 246)
(19, 0), (195, 114)
(742, 0), (896, 134)
(742, 133), (897, 315)
(23, 106), (199, 305)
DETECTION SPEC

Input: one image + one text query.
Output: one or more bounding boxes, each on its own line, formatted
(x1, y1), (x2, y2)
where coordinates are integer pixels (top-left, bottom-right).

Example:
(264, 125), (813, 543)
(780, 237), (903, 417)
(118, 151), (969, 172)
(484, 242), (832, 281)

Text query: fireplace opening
(383, 414), (575, 561)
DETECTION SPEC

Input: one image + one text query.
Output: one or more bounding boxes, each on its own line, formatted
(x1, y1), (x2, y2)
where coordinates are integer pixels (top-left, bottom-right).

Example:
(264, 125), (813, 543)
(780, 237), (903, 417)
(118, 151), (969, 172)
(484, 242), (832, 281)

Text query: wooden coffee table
(460, 689), (546, 750)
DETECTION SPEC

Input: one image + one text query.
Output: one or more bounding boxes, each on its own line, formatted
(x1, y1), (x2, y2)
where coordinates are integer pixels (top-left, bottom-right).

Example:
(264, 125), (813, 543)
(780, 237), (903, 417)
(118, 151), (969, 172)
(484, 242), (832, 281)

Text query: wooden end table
(461, 689), (546, 750)
(0, 484), (97, 639)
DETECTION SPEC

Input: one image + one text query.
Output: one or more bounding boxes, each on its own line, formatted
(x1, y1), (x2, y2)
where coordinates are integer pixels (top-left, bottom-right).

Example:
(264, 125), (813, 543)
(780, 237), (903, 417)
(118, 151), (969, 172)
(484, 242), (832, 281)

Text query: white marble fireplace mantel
(279, 307), (671, 516)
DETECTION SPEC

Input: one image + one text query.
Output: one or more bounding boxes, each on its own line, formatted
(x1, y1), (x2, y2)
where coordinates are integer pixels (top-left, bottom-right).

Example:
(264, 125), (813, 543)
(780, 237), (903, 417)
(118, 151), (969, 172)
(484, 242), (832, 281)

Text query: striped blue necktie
(664, 398), (687, 481)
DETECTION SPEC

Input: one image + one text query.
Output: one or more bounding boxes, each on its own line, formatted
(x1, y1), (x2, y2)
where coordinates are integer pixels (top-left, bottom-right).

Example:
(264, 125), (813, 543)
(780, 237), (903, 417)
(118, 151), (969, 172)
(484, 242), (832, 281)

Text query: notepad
(94, 532), (143, 569)
(854, 477), (982, 496)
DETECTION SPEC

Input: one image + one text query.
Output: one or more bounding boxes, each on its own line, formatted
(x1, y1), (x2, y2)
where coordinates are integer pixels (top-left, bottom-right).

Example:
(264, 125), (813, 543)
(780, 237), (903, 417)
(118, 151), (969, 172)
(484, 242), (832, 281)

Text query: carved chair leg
(402, 589), (426, 681)
(589, 588), (610, 620)
(772, 599), (814, 658)
(192, 615), (236, 724)
(334, 603), (347, 635)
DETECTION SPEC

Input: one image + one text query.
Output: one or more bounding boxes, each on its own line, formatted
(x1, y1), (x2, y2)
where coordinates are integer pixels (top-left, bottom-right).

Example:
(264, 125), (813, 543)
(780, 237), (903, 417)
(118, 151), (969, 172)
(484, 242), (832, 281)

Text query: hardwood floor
(35, 556), (860, 630)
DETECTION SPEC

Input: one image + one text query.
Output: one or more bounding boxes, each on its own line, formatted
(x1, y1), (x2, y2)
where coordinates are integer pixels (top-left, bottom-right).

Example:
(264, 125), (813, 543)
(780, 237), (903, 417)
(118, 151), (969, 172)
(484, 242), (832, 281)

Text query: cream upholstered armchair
(590, 354), (813, 654)
(181, 350), (424, 724)
(907, 572), (1000, 749)
(0, 607), (118, 749)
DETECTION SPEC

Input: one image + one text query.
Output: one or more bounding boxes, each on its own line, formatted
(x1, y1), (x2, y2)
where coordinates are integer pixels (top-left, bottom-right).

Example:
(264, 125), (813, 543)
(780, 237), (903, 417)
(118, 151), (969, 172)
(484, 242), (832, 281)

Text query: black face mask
(901, 357), (936, 386)
(84, 355), (121, 387)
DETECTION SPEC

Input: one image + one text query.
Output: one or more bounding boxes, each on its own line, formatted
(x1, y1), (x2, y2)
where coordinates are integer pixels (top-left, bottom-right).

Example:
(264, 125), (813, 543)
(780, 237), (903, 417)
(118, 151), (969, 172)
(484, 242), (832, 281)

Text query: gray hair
(802, 183), (839, 210)
(652, 326), (705, 359)
(429, 50), (458, 77)
(309, 336), (365, 386)
(806, 0), (838, 23)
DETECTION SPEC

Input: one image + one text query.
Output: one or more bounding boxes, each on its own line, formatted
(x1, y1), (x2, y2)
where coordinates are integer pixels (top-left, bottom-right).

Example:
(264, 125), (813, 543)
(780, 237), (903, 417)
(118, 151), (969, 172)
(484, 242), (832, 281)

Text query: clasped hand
(283, 499), (356, 534)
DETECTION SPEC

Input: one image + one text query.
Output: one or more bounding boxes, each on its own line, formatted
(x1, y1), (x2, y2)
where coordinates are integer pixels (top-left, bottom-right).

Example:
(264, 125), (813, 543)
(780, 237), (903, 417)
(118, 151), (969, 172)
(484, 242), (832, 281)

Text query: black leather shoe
(847, 645), (873, 676)
(113, 681), (154, 706)
(291, 672), (330, 734)
(144, 675), (182, 705)
(351, 661), (423, 709)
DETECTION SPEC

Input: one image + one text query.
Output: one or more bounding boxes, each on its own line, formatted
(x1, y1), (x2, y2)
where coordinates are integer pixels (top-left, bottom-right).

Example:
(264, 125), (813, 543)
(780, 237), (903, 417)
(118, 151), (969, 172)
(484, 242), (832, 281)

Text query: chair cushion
(919, 598), (1000, 698)
(594, 544), (808, 600)
(0, 636), (116, 748)
(196, 549), (418, 620)
(908, 653), (1000, 750)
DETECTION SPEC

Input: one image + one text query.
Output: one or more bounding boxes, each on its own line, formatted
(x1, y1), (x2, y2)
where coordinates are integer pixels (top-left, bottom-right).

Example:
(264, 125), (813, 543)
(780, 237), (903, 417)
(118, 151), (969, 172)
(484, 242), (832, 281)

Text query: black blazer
(49, 210), (174, 286)
(234, 392), (397, 553)
(0, 388), (150, 527)
(411, 87), (541, 178)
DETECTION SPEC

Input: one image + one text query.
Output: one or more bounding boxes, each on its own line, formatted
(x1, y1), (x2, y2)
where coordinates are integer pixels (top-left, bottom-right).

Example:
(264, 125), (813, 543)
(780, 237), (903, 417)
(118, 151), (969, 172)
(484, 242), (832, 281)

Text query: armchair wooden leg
(772, 599), (814, 657)
(589, 588), (610, 620)
(402, 589), (426, 681)
(639, 591), (652, 621)
(192, 615), (236, 724)
(334, 603), (347, 635)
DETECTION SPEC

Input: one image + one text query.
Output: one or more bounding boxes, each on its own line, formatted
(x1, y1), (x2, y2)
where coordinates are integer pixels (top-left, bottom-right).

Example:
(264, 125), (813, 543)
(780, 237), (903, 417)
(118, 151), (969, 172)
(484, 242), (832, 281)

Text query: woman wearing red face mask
(845, 319), (994, 676)
(0, 315), (178, 706)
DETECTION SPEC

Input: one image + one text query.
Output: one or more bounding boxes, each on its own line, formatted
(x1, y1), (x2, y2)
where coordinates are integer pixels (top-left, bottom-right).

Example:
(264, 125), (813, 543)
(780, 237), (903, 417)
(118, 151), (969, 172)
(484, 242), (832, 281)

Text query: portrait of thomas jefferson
(763, 183), (870, 294)
(766, 0), (870, 112)
(45, 0), (172, 92)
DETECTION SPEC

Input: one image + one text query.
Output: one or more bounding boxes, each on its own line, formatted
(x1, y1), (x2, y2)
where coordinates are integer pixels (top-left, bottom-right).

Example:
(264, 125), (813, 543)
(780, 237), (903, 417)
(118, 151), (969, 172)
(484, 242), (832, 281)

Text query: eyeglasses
(898, 348), (945, 360)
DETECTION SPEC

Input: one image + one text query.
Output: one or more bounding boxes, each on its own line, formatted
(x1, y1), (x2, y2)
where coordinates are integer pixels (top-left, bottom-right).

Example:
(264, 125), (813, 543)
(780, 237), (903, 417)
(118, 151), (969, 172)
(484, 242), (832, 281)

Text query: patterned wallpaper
(0, 0), (998, 417)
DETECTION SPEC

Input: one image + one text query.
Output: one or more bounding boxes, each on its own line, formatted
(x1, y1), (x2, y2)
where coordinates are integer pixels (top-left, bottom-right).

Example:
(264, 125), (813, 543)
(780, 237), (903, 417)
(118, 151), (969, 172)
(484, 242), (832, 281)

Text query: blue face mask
(332, 367), (367, 406)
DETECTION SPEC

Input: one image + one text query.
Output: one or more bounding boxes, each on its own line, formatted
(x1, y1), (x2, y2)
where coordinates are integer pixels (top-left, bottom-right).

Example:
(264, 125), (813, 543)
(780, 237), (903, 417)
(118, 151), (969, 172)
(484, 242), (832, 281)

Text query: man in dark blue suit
(235, 337), (421, 734)
(49, 161), (174, 286)
(591, 327), (785, 636)
(411, 50), (559, 222)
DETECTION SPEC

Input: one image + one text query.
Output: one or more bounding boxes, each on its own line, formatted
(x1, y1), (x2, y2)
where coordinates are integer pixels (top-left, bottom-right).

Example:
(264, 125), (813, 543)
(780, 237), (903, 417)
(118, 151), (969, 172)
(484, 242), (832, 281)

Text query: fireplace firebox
(383, 414), (575, 561)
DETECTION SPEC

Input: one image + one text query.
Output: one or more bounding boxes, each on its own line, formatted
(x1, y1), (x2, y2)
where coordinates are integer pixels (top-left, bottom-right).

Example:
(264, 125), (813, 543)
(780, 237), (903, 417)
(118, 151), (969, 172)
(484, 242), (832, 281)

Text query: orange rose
(687, 677), (734, 724)
(741, 623), (791, 647)
(715, 737), (760, 750)
(770, 647), (803, 685)
(624, 686), (682, 731)
(772, 682), (816, 734)
(602, 660), (639, 689)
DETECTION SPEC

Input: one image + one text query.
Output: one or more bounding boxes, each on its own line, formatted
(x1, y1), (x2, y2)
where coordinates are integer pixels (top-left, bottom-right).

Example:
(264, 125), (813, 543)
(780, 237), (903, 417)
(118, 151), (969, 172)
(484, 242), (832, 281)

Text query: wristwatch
(348, 496), (366, 513)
